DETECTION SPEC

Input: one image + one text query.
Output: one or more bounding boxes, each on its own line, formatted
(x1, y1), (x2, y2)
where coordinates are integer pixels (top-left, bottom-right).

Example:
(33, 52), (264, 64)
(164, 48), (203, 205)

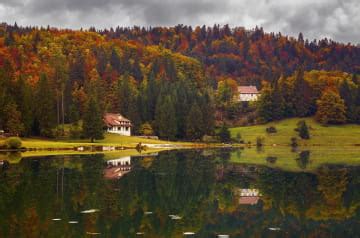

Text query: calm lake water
(0, 149), (359, 237)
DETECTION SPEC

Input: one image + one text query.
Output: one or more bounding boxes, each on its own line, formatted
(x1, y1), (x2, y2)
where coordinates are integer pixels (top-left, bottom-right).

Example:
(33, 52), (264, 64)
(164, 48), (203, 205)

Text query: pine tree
(155, 96), (177, 140)
(15, 76), (33, 135)
(256, 84), (275, 122)
(3, 101), (24, 136)
(316, 90), (346, 124)
(110, 48), (121, 73)
(292, 67), (312, 117)
(186, 102), (205, 140)
(36, 73), (56, 137)
(339, 79), (355, 122)
(82, 97), (104, 142)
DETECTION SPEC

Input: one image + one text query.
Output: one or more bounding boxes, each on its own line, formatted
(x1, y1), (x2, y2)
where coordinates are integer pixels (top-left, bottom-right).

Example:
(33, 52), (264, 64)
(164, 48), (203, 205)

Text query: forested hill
(0, 23), (359, 141)
(97, 24), (360, 85)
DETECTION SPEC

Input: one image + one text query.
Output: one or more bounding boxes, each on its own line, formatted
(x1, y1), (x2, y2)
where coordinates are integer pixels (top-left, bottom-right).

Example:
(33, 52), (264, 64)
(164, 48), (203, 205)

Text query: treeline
(0, 25), (214, 140)
(257, 69), (360, 124)
(1, 23), (360, 140)
(97, 24), (360, 83)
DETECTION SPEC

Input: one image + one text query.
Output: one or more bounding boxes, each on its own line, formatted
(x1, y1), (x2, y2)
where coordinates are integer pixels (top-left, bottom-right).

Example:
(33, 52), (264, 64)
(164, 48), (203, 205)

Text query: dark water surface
(0, 149), (359, 237)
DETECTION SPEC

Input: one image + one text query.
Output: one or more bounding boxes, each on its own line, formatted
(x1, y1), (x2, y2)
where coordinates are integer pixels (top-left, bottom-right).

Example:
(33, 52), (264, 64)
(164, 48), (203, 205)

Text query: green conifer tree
(186, 102), (205, 140)
(155, 96), (177, 140)
(82, 97), (104, 142)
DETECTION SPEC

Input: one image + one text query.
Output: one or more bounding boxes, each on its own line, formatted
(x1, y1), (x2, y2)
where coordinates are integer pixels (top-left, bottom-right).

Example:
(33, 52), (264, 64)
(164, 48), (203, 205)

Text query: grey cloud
(0, 0), (359, 43)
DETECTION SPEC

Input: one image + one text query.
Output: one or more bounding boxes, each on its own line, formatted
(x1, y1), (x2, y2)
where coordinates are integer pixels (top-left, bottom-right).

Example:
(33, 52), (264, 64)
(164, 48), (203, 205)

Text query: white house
(103, 113), (132, 136)
(237, 86), (260, 102)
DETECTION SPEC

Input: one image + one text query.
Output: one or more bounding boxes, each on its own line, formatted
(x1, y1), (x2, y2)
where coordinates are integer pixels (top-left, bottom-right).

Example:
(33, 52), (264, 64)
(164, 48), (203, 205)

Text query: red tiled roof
(239, 196), (260, 205)
(104, 113), (132, 127)
(238, 86), (259, 94)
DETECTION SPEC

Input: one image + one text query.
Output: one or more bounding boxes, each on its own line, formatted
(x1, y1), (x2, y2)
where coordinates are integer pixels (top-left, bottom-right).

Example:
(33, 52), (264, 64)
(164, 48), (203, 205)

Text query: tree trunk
(61, 90), (65, 135)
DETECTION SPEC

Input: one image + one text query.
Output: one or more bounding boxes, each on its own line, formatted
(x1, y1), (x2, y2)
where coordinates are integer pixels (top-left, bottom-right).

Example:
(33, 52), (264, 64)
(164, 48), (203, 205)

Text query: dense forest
(0, 23), (359, 140)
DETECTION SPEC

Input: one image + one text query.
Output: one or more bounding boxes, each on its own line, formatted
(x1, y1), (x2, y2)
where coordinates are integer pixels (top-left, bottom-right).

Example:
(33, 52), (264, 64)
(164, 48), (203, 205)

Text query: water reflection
(0, 150), (359, 237)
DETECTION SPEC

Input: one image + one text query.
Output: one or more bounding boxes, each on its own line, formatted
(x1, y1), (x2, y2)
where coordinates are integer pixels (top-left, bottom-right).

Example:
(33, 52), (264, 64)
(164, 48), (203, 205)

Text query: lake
(0, 149), (359, 237)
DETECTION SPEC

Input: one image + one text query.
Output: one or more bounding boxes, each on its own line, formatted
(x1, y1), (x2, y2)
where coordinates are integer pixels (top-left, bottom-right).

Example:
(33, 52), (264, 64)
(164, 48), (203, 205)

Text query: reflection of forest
(0, 151), (359, 237)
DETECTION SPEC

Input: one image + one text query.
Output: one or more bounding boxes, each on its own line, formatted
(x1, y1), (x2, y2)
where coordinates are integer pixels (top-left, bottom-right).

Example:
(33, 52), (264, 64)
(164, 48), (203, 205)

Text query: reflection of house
(237, 188), (261, 205)
(103, 113), (132, 136)
(237, 86), (260, 101)
(104, 157), (131, 179)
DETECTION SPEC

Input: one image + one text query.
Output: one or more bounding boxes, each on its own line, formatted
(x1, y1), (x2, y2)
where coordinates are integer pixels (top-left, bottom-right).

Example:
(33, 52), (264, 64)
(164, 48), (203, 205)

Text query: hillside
(230, 117), (360, 146)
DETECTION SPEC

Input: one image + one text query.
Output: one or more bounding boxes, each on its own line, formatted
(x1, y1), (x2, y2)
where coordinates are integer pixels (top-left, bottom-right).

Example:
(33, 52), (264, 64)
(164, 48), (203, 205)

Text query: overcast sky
(1, 0), (359, 44)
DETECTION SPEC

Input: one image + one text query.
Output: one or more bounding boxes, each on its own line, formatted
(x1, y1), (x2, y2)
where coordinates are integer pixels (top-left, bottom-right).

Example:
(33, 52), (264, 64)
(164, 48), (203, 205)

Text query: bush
(235, 132), (244, 143)
(266, 156), (277, 164)
(295, 120), (310, 139)
(256, 136), (264, 147)
(139, 122), (154, 136)
(266, 126), (277, 134)
(5, 137), (22, 149)
(217, 124), (231, 143)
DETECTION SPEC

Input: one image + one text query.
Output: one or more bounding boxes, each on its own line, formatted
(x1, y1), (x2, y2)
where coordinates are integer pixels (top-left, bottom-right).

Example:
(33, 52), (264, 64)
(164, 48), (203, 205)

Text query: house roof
(238, 86), (259, 94)
(104, 113), (132, 127)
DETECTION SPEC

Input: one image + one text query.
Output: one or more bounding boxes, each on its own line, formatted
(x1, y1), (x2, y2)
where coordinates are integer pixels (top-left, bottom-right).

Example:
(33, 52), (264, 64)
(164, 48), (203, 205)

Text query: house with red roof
(237, 86), (260, 102)
(103, 113), (132, 136)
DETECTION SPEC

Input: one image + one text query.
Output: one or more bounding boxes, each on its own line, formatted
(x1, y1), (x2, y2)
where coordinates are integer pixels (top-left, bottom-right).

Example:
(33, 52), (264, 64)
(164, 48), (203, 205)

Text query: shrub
(139, 122), (154, 136)
(256, 136), (264, 147)
(217, 124), (231, 143)
(296, 120), (310, 139)
(5, 137), (22, 149)
(266, 156), (277, 164)
(266, 126), (277, 134)
(235, 132), (243, 143)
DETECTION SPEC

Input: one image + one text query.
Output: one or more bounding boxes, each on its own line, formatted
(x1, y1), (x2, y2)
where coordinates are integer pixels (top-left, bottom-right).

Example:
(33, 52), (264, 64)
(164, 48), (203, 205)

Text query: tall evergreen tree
(155, 96), (177, 140)
(186, 102), (205, 140)
(292, 67), (312, 117)
(82, 97), (104, 142)
(36, 73), (56, 137)
(257, 85), (276, 122)
(339, 79), (355, 122)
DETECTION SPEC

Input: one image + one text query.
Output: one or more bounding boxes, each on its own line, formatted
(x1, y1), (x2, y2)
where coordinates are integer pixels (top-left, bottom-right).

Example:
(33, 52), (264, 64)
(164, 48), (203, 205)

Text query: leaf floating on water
(144, 211), (153, 215)
(183, 232), (195, 235)
(218, 235), (229, 238)
(69, 221), (78, 224)
(86, 232), (101, 235)
(136, 232), (145, 235)
(52, 218), (61, 221)
(169, 215), (182, 220)
(268, 227), (281, 231)
(81, 209), (99, 214)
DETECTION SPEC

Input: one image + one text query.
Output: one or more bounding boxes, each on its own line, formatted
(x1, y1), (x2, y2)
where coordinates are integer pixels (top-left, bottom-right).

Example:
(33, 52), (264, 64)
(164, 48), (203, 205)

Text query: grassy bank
(230, 117), (360, 146)
(0, 133), (193, 151)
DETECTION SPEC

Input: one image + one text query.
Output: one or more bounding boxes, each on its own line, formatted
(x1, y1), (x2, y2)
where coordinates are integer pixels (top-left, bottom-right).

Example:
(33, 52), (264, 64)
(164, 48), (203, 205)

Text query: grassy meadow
(230, 117), (360, 146)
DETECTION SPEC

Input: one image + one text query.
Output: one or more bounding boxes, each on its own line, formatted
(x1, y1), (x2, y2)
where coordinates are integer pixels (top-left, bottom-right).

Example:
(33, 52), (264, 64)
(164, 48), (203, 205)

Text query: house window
(118, 127), (121, 131)
(125, 127), (129, 131)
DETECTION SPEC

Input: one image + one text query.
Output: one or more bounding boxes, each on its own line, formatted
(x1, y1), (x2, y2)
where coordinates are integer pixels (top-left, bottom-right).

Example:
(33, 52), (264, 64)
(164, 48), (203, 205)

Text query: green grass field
(0, 133), (190, 150)
(230, 117), (360, 146)
(229, 118), (360, 171)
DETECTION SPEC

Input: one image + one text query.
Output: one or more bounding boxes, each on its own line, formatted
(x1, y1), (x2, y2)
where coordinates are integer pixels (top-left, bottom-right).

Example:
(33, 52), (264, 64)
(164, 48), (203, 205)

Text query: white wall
(107, 126), (131, 136)
(239, 93), (259, 102)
